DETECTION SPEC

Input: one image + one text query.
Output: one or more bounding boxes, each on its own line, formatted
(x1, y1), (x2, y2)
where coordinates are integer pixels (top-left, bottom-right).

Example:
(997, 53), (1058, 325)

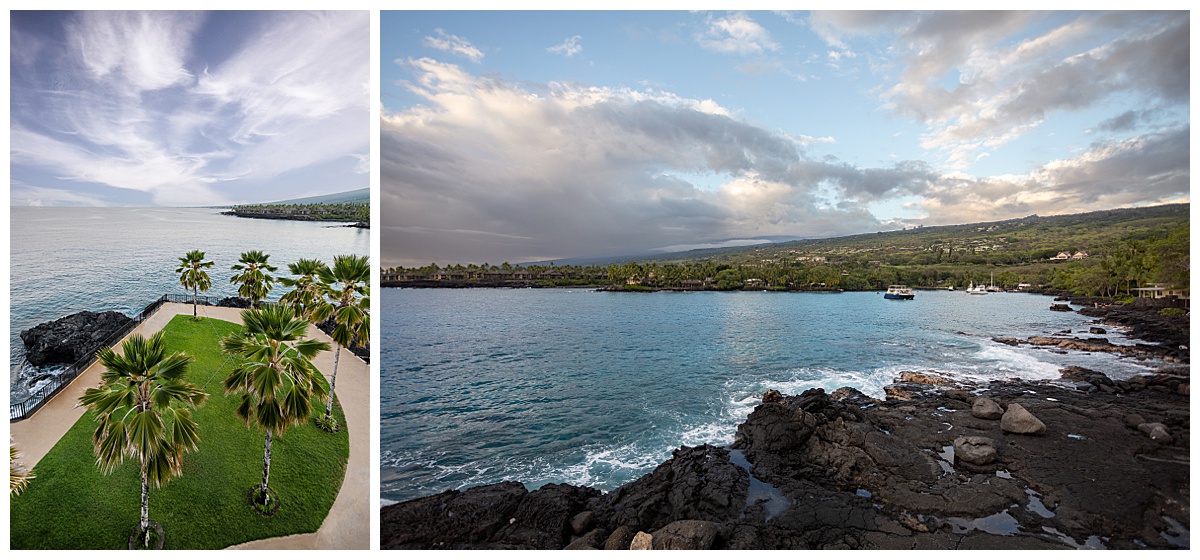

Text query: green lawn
(10, 315), (350, 549)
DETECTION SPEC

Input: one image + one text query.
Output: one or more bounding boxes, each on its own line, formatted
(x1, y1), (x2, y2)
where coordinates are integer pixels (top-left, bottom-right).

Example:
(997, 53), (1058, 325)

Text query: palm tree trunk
(193, 285), (198, 318)
(325, 345), (341, 421)
(261, 432), (272, 492)
(140, 468), (150, 544)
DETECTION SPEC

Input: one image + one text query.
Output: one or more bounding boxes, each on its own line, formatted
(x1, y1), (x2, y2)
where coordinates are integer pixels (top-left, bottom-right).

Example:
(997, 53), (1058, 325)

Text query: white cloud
(423, 28), (484, 63)
(547, 35), (583, 57)
(697, 13), (779, 54)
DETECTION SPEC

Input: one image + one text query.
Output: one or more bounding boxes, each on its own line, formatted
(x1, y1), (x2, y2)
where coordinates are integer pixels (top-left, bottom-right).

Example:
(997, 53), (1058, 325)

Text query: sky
(9, 10), (369, 207)
(380, 10), (1190, 268)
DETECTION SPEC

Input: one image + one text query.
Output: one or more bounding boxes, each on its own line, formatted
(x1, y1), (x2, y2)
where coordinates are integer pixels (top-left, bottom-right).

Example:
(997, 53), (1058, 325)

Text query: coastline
(380, 296), (1190, 550)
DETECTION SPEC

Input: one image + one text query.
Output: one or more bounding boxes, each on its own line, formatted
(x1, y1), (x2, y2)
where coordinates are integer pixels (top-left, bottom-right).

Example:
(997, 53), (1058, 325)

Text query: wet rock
(1090, 327), (1107, 334)
(1001, 404), (1046, 435)
(953, 436), (998, 465)
(993, 337), (1022, 346)
(885, 386), (915, 401)
(493, 483), (601, 549)
(651, 520), (722, 550)
(900, 371), (956, 386)
(599, 445), (748, 531)
(971, 397), (1004, 420)
(736, 402), (822, 453)
(831, 386), (872, 401)
(630, 531), (652, 550)
(19, 310), (135, 367)
(603, 526), (635, 550)
(1179, 384), (1189, 396)
(762, 389), (784, 403)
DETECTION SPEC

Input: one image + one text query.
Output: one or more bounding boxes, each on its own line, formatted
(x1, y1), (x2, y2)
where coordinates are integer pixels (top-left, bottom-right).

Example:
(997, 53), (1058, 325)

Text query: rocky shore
(381, 301), (1190, 550)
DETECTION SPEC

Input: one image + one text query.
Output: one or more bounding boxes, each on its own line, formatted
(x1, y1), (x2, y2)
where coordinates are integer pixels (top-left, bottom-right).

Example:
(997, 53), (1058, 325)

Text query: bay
(8, 207), (369, 399)
(380, 287), (1165, 504)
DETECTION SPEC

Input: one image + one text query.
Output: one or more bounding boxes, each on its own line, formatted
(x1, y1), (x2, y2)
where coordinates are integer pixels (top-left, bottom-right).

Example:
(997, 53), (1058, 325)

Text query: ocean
(380, 287), (1167, 504)
(8, 206), (369, 400)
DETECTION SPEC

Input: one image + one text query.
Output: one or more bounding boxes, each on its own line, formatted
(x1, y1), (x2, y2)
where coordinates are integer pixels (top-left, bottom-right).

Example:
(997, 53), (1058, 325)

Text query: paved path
(10, 302), (370, 550)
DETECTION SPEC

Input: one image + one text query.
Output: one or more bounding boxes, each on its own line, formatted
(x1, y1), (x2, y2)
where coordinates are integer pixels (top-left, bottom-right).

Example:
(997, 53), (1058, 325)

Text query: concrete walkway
(10, 302), (370, 550)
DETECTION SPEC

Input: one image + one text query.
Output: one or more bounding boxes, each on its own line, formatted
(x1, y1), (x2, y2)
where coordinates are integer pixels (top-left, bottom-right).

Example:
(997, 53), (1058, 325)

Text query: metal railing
(9, 294), (232, 421)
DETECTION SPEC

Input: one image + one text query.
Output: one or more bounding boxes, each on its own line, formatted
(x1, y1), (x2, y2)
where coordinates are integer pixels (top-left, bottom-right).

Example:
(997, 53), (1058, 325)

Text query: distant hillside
(266, 188), (369, 205)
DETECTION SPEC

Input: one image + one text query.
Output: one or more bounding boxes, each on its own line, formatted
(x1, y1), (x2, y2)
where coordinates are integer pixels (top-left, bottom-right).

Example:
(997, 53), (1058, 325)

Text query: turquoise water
(380, 288), (1165, 504)
(9, 207), (369, 399)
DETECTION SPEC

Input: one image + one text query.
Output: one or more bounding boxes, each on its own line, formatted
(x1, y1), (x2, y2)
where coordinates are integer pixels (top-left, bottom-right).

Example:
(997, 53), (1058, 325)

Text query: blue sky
(381, 10), (1189, 268)
(10, 11), (369, 207)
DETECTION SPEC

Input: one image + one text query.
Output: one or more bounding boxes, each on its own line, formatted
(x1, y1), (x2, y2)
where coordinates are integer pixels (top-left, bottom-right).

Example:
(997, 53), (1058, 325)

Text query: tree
(79, 332), (207, 547)
(230, 250), (278, 307)
(279, 258), (328, 321)
(175, 250), (215, 319)
(221, 304), (330, 515)
(312, 254), (370, 431)
(10, 444), (34, 496)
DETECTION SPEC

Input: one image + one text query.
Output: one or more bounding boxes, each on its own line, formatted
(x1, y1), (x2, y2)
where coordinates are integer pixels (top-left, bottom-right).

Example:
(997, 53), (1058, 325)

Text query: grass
(9, 315), (350, 550)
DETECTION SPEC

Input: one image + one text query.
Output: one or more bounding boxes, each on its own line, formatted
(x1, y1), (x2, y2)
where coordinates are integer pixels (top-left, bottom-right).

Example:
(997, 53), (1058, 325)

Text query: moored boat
(966, 282), (988, 295)
(884, 285), (915, 300)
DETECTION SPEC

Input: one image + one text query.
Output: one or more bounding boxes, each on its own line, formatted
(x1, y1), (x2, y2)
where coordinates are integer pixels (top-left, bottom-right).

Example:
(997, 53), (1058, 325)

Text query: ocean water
(9, 207), (369, 399)
(380, 288), (1166, 504)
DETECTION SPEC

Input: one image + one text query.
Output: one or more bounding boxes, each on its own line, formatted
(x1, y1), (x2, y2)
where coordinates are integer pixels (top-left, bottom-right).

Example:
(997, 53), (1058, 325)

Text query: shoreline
(380, 297), (1189, 550)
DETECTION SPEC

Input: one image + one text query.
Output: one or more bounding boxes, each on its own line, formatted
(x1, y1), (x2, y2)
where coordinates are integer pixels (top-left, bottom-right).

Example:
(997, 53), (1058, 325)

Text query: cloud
(382, 57), (1186, 267)
(812, 11), (1189, 171)
(9, 182), (117, 207)
(915, 126), (1190, 224)
(423, 28), (484, 62)
(9, 11), (368, 206)
(382, 59), (946, 267)
(697, 13), (779, 54)
(547, 35), (583, 57)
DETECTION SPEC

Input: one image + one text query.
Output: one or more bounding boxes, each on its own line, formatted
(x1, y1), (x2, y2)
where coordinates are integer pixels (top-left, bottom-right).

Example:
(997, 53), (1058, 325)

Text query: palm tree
(221, 304), (330, 514)
(230, 250), (278, 307)
(279, 258), (328, 321)
(10, 444), (34, 496)
(175, 250), (215, 319)
(79, 332), (207, 547)
(312, 254), (370, 430)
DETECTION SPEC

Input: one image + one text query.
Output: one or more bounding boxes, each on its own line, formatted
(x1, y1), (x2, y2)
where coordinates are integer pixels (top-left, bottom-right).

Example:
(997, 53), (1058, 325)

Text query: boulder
(762, 389), (784, 403)
(1090, 327), (1107, 334)
(1137, 423), (1173, 444)
(379, 481), (526, 548)
(651, 520), (722, 550)
(630, 531), (653, 550)
(20, 311), (134, 366)
(603, 526), (636, 550)
(971, 397), (1004, 420)
(1123, 414), (1146, 429)
(565, 528), (606, 550)
(569, 511), (594, 535)
(1001, 404), (1046, 435)
(953, 436), (998, 465)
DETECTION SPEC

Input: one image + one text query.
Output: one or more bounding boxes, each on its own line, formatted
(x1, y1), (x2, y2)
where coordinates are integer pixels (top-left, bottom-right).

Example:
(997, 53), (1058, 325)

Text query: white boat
(966, 282), (988, 295)
(986, 272), (1003, 292)
(884, 285), (915, 300)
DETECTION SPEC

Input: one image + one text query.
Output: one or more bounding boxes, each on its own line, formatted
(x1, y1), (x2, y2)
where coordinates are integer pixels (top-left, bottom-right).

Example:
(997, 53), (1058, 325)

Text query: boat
(986, 272), (1003, 292)
(884, 285), (915, 300)
(966, 282), (988, 295)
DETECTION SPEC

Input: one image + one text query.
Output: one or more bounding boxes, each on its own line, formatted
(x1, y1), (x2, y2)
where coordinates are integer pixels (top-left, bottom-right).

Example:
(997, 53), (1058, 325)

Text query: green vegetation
(227, 202), (368, 224)
(384, 204), (1189, 298)
(10, 445), (34, 495)
(9, 316), (348, 549)
(80, 332), (208, 548)
(221, 305), (332, 516)
(230, 250), (278, 306)
(312, 255), (370, 431)
(176, 250), (215, 319)
(1160, 307), (1187, 317)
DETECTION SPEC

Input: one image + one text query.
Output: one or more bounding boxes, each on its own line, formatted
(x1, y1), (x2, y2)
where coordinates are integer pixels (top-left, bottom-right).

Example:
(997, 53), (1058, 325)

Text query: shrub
(1159, 307), (1187, 317)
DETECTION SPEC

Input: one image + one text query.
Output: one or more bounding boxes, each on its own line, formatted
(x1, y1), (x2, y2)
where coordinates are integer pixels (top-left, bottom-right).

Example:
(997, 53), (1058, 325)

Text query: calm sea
(381, 288), (1166, 504)
(8, 207), (369, 399)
